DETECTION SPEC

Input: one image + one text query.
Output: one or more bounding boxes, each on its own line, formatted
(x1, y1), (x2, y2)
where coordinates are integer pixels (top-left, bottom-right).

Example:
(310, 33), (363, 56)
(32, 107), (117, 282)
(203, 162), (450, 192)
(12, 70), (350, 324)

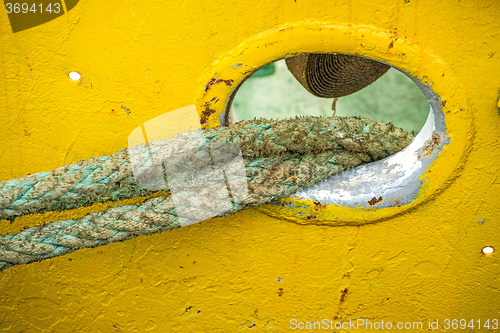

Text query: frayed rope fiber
(0, 116), (414, 271)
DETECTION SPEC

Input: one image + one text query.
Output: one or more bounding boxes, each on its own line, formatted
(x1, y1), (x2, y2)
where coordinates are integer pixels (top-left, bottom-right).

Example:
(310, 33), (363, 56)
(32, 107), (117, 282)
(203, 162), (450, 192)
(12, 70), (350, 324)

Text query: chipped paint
(368, 196), (383, 206)
(204, 78), (234, 92)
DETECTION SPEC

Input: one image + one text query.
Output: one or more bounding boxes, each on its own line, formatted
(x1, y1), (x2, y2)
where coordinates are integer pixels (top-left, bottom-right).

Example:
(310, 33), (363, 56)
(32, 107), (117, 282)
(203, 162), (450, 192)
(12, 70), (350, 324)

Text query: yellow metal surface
(0, 0), (499, 331)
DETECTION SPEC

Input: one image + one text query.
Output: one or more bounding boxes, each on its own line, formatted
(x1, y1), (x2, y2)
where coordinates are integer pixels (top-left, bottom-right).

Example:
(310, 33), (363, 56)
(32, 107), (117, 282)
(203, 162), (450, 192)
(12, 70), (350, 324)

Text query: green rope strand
(0, 116), (414, 271)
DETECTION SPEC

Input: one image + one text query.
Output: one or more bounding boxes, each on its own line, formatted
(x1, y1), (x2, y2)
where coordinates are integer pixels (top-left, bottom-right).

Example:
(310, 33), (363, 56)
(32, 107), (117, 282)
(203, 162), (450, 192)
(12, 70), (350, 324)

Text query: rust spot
(204, 78), (234, 92)
(333, 287), (349, 320)
(418, 133), (441, 159)
(254, 309), (258, 316)
(278, 288), (284, 296)
(368, 196), (383, 206)
(241, 69), (255, 75)
(441, 100), (447, 107)
(200, 106), (216, 125)
(340, 287), (349, 303)
(313, 200), (327, 211)
(204, 78), (216, 91)
(388, 41), (394, 49)
(306, 214), (317, 219)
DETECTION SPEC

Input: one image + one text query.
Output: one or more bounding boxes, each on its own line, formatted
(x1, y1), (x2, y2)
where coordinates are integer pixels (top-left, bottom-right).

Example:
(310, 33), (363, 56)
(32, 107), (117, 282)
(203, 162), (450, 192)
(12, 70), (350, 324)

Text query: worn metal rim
(196, 23), (473, 223)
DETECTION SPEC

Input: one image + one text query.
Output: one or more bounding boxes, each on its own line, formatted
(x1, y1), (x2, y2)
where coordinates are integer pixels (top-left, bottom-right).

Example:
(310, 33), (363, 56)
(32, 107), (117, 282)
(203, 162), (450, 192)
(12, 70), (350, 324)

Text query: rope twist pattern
(0, 116), (414, 271)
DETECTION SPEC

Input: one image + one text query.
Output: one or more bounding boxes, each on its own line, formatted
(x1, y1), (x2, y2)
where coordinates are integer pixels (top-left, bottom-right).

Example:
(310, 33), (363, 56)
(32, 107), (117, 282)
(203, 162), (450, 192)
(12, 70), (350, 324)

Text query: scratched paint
(0, 0), (499, 331)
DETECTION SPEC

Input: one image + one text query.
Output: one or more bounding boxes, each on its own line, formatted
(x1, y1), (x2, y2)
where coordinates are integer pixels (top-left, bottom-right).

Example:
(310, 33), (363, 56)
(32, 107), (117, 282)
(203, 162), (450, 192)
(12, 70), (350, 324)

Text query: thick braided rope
(0, 116), (410, 220)
(0, 116), (414, 271)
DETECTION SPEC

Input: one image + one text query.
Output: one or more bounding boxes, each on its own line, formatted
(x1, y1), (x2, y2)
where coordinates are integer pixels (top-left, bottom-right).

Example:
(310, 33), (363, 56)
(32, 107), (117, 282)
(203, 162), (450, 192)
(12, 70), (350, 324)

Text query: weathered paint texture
(0, 0), (499, 332)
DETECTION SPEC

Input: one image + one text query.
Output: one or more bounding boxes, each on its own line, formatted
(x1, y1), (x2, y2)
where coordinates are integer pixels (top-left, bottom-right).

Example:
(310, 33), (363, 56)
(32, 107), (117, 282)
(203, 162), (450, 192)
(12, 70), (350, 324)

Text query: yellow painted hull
(0, 0), (498, 331)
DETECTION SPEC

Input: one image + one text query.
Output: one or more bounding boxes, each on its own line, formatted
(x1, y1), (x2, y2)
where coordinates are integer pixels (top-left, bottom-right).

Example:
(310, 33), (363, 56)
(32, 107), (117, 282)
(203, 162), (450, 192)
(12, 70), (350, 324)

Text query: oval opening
(228, 54), (447, 209)
(232, 57), (429, 134)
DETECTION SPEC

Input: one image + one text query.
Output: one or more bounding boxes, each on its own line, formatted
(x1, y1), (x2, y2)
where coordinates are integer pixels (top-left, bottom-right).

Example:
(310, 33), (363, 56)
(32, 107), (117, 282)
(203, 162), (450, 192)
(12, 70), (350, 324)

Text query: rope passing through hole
(0, 116), (414, 271)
